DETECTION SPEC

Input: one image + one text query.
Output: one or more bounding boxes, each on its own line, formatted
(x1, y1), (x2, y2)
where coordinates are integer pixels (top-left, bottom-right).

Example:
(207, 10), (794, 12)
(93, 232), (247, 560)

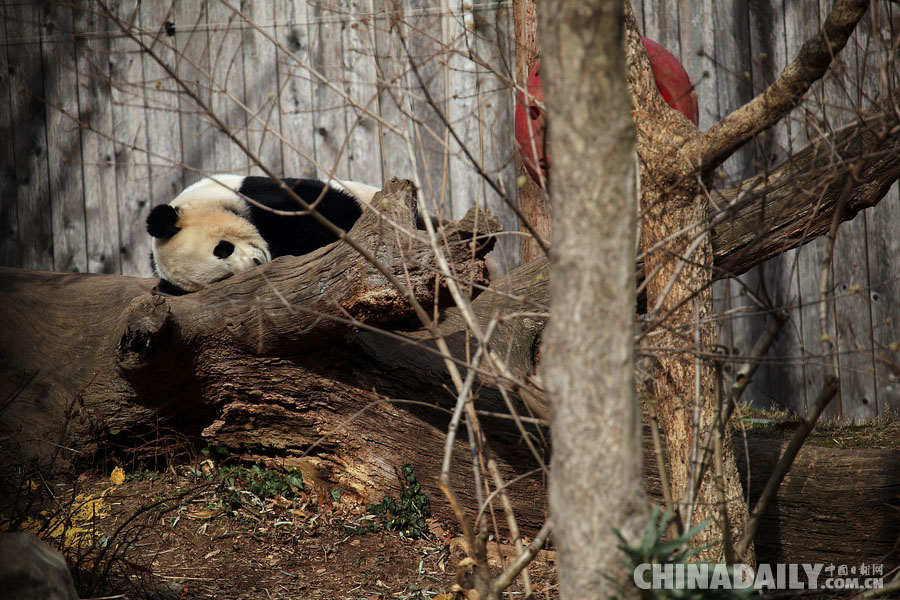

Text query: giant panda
(146, 175), (386, 295)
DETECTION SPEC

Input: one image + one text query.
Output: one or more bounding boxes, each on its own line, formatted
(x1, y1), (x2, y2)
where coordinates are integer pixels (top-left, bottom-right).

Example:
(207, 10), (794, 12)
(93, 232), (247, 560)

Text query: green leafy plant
(367, 464), (431, 539)
(615, 506), (754, 599)
(200, 444), (231, 459)
(125, 469), (159, 482)
(215, 463), (304, 510)
(186, 454), (304, 514)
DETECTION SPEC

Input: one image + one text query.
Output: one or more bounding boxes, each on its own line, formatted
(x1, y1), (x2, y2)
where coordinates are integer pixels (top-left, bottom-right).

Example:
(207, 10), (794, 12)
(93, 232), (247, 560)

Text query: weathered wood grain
(207, 0), (250, 175)
(475, 2), (520, 274)
(830, 18), (877, 422)
(138, 2), (185, 215)
(642, 0), (681, 61)
(676, 0), (715, 130)
(371, 4), (418, 185)
(42, 1), (87, 274)
(75, 5), (121, 275)
(792, 2), (836, 419)
(866, 184), (900, 414)
(856, 6), (900, 415)
(6, 2), (53, 271)
(242, 1), (283, 176)
(108, 0), (154, 277)
(0, 10), (17, 268)
(709, 1), (762, 411)
(746, 0), (807, 414)
(446, 0), (482, 223)
(308, 1), (351, 181)
(343, 0), (383, 185)
(403, 0), (451, 218)
(273, 0), (317, 178)
(173, 2), (216, 184)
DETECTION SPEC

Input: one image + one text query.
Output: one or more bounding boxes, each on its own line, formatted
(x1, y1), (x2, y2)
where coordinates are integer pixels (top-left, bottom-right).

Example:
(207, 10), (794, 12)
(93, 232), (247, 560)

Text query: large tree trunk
(623, 3), (750, 562)
(539, 0), (648, 597)
(621, 0), (872, 563)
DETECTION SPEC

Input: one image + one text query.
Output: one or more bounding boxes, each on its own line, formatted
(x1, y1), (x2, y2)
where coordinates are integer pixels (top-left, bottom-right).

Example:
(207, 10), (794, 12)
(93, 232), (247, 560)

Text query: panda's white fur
(147, 175), (380, 294)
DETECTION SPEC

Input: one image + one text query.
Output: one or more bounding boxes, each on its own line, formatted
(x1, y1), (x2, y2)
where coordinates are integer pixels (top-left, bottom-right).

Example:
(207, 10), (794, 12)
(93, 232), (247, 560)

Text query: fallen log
(0, 178), (499, 471)
(1, 173), (898, 568)
(643, 436), (900, 569)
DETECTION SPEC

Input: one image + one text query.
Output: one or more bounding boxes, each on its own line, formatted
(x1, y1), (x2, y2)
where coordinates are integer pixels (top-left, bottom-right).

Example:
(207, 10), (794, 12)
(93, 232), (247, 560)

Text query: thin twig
(486, 459), (533, 597)
(712, 365), (733, 564)
(681, 309), (787, 519)
(683, 301), (705, 530)
(647, 400), (682, 539)
(818, 161), (863, 381)
(441, 320), (497, 479)
(491, 519), (552, 595)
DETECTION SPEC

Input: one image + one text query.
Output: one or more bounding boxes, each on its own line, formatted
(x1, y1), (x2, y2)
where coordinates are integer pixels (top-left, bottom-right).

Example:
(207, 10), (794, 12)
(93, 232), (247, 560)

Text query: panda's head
(147, 176), (270, 294)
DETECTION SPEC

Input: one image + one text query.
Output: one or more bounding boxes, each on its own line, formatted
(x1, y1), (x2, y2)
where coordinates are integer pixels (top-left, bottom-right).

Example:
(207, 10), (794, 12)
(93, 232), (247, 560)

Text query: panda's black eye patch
(213, 240), (235, 259)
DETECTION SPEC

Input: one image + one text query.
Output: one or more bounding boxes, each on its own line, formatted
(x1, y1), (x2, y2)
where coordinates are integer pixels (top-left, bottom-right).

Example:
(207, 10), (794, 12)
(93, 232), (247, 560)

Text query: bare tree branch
(691, 0), (869, 174)
(710, 103), (900, 276)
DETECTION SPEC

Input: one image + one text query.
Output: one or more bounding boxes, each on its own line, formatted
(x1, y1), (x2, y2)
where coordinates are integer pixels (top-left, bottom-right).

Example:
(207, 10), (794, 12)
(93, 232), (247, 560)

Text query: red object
(514, 62), (548, 186)
(641, 36), (699, 126)
(514, 38), (698, 187)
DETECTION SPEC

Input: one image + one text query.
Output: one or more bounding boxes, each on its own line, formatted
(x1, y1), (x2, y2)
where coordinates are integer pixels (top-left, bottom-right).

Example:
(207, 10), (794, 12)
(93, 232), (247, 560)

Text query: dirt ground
(6, 406), (897, 599)
(4, 464), (558, 600)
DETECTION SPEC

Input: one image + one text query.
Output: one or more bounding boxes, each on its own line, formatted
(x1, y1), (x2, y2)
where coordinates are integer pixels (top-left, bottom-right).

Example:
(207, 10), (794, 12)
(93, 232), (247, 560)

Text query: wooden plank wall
(636, 0), (900, 420)
(0, 1), (897, 420)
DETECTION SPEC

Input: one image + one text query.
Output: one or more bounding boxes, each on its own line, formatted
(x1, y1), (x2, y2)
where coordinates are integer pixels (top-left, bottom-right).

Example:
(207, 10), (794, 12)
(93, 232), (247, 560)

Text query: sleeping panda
(146, 175), (385, 295)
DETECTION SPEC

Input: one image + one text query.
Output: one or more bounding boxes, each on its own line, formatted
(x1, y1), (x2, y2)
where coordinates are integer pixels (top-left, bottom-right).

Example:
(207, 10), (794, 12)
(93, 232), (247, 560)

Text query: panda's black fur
(146, 175), (381, 295)
(235, 176), (363, 257)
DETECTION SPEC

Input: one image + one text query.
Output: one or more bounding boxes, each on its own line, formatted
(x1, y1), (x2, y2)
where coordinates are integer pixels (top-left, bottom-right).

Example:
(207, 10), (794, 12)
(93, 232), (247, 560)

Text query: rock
(0, 532), (79, 600)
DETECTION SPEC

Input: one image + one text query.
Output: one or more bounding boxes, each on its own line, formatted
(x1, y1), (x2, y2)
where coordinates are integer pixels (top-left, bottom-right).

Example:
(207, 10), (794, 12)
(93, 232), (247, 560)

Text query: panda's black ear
(146, 205), (181, 239)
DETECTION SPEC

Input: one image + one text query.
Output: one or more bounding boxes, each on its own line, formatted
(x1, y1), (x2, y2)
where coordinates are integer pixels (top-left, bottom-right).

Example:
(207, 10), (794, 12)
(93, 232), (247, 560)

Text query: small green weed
(126, 469), (159, 482)
(615, 506), (753, 599)
(217, 463), (305, 508)
(367, 464), (430, 539)
(187, 448), (304, 514)
(200, 444), (231, 460)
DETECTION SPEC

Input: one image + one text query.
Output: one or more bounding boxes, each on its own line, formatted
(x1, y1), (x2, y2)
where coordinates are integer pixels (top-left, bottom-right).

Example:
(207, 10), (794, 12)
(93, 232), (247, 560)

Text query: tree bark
(623, 3), (752, 562)
(539, 0), (648, 597)
(620, 0), (874, 563)
(512, 0), (551, 264)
